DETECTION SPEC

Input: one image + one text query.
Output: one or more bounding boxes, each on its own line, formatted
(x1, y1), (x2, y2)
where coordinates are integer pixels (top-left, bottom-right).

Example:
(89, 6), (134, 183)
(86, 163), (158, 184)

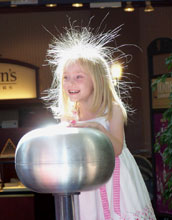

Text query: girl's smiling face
(62, 62), (94, 104)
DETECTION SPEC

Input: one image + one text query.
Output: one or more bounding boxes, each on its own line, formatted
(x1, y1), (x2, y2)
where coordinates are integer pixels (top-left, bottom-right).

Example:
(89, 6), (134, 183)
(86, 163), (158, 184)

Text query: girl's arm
(70, 104), (125, 157)
(103, 104), (124, 156)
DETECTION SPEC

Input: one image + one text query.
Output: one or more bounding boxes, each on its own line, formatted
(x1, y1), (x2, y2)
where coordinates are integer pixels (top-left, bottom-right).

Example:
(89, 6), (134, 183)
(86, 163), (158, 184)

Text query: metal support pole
(54, 193), (80, 220)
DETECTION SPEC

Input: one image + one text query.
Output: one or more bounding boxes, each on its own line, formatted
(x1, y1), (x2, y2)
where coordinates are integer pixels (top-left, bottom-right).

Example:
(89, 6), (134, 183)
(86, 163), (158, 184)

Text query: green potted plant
(152, 54), (172, 207)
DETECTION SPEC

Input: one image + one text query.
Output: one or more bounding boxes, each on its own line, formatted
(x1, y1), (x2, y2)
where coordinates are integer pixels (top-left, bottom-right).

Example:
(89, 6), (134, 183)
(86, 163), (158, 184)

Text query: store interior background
(1, 4), (172, 154)
(0, 2), (172, 220)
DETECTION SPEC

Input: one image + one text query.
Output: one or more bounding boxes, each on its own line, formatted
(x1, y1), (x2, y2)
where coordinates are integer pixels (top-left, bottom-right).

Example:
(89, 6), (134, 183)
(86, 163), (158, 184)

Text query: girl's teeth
(69, 91), (79, 93)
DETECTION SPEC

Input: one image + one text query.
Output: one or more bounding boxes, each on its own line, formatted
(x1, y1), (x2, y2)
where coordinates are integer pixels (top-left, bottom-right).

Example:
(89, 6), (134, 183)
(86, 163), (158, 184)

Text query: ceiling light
(72, 3), (83, 7)
(124, 1), (135, 12)
(10, 4), (17, 7)
(45, 4), (57, 7)
(111, 63), (123, 79)
(144, 1), (154, 12)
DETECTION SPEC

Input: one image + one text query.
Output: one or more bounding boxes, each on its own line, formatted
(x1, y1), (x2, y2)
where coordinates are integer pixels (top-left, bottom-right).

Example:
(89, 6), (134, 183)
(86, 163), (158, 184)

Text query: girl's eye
(76, 75), (83, 79)
(63, 75), (68, 80)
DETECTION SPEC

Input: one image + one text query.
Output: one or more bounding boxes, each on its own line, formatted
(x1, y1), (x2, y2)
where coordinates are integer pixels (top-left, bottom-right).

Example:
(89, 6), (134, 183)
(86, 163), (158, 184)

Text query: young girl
(45, 24), (156, 220)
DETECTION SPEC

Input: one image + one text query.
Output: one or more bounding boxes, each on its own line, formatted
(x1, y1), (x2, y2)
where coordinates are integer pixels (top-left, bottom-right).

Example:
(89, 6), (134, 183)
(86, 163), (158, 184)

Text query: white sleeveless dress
(77, 116), (156, 220)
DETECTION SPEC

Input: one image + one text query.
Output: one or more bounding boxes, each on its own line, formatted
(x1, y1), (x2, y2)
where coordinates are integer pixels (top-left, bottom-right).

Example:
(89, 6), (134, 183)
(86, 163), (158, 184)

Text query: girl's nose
(68, 78), (76, 85)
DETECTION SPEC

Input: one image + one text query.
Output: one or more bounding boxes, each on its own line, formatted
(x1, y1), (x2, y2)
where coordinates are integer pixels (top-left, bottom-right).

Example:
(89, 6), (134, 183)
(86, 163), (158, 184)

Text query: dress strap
(113, 157), (121, 216)
(100, 185), (111, 220)
(100, 157), (121, 220)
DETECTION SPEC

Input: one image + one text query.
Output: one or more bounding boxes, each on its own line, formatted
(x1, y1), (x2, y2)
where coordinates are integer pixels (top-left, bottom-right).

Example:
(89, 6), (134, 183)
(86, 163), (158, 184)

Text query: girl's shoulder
(111, 102), (126, 123)
(112, 102), (123, 113)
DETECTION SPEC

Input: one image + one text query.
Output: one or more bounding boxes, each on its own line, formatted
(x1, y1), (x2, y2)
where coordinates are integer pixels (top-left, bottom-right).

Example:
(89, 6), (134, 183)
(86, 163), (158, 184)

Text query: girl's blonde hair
(44, 23), (129, 122)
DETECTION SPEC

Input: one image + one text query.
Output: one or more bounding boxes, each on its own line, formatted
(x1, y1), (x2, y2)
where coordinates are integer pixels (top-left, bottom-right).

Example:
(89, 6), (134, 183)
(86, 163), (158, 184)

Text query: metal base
(54, 193), (80, 220)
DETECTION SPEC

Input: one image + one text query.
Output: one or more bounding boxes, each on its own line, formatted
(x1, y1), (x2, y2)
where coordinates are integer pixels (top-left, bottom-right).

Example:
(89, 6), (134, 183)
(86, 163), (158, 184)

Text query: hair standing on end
(43, 23), (132, 123)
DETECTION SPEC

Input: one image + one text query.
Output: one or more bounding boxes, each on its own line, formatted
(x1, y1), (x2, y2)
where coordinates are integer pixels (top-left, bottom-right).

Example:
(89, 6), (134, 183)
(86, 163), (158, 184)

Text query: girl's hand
(69, 121), (106, 133)
(68, 104), (124, 157)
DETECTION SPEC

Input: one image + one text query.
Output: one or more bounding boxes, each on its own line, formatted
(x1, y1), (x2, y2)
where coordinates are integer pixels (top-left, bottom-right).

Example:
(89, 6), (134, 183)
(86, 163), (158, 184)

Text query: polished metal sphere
(15, 124), (115, 194)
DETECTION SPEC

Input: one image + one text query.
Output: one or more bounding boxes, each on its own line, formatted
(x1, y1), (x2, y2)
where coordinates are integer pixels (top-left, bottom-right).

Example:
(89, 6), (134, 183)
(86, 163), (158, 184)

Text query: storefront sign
(152, 77), (172, 109)
(0, 59), (38, 100)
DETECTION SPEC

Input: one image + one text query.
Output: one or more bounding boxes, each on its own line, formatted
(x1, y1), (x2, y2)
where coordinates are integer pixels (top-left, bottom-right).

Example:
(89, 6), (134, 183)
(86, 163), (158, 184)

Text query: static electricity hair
(43, 22), (130, 122)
